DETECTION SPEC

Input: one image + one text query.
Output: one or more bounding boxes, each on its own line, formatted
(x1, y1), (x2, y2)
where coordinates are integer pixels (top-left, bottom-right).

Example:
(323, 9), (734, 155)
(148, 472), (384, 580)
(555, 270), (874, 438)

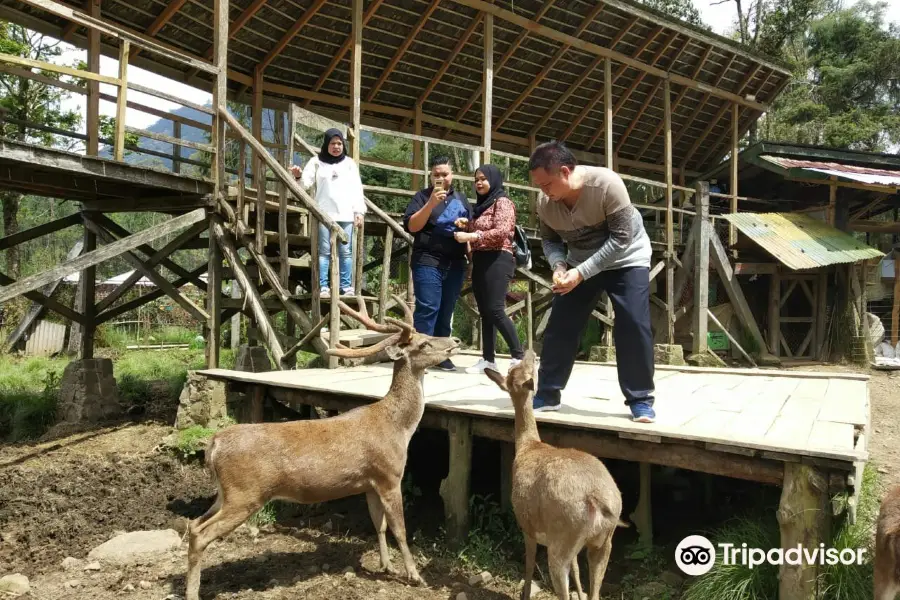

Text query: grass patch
(168, 424), (219, 460)
(683, 465), (880, 600)
(443, 494), (524, 579)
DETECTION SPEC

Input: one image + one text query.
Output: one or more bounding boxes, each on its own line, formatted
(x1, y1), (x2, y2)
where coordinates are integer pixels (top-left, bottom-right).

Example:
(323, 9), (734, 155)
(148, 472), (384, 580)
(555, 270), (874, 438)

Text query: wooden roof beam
(366, 0), (442, 103)
(257, 0), (328, 72)
(634, 44), (713, 162)
(184, 0), (270, 81)
(560, 26), (663, 142)
(528, 15), (638, 137)
(303, 0), (386, 107)
(130, 0), (188, 60)
(449, 0), (558, 132)
(493, 1), (605, 131)
(586, 29), (679, 151)
(449, 0), (769, 112)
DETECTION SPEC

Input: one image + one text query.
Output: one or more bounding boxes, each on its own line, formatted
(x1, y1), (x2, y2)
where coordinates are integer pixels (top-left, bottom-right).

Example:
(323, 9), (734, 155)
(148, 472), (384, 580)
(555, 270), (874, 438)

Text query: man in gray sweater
(528, 141), (656, 422)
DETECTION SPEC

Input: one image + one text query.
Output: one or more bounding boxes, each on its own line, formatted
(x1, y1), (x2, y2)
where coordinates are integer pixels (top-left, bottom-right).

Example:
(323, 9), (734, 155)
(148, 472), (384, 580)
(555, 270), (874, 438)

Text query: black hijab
(318, 128), (347, 165)
(473, 164), (506, 219)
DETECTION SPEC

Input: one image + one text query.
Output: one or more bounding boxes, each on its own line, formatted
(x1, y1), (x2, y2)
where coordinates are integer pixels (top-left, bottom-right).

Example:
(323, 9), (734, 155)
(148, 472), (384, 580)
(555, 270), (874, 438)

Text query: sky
(53, 0), (900, 136)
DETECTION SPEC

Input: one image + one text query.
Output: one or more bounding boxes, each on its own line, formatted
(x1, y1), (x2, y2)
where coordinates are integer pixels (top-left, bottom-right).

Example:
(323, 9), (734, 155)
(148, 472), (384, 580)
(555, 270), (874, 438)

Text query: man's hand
(428, 187), (447, 206)
(552, 268), (583, 295)
(354, 213), (364, 227)
(290, 164), (302, 179)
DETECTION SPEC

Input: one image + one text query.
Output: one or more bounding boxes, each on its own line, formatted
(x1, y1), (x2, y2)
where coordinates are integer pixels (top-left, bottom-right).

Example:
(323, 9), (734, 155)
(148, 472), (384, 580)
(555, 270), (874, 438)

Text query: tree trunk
(1, 191), (22, 279)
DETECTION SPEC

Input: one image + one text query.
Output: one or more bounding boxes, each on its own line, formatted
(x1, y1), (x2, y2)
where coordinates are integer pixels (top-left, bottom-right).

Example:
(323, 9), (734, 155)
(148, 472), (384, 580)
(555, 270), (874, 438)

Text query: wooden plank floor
(200, 354), (870, 465)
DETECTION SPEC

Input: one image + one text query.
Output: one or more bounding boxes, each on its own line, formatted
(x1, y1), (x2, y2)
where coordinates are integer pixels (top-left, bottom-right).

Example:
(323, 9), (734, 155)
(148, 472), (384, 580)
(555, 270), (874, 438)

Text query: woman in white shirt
(291, 128), (366, 297)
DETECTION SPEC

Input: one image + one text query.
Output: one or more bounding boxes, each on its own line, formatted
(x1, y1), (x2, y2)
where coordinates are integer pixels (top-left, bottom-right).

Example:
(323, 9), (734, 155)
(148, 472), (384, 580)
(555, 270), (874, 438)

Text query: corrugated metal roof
(719, 212), (884, 270)
(760, 155), (900, 187)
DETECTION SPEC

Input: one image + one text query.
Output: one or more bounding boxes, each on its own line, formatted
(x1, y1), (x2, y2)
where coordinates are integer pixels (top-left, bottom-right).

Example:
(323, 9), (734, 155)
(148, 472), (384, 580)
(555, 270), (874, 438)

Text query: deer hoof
(410, 574), (427, 587)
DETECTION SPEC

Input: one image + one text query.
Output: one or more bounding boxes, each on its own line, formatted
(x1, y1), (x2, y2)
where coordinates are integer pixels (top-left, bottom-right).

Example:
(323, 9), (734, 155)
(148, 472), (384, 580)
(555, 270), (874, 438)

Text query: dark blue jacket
(403, 186), (472, 269)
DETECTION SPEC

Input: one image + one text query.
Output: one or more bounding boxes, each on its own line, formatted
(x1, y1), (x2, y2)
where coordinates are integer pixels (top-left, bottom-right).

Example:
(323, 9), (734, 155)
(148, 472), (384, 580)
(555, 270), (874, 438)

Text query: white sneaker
(341, 287), (355, 296)
(320, 287), (330, 298)
(466, 359), (498, 374)
(509, 358), (522, 368)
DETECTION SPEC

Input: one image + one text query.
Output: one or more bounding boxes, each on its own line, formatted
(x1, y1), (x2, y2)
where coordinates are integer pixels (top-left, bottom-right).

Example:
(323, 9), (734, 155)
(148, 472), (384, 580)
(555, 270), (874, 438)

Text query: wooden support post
(440, 415), (473, 548)
(893, 252), (899, 346)
(527, 133), (537, 227)
(499, 442), (513, 512)
(691, 181), (710, 356)
(526, 280), (534, 350)
(250, 385), (265, 423)
(237, 142), (247, 223)
(310, 221), (321, 320)
(86, 0), (100, 156)
(482, 12), (493, 160)
(413, 105), (423, 190)
(768, 267), (781, 356)
(230, 279), (242, 350)
(816, 269), (828, 361)
(827, 177), (837, 226)
(355, 220), (365, 294)
(379, 228), (394, 323)
(173, 121), (182, 174)
(629, 462), (653, 547)
(604, 58), (613, 168)
(729, 102), (739, 247)
(664, 79), (674, 344)
(328, 232), (340, 368)
(253, 69), (266, 255)
(113, 41), (129, 162)
(777, 463), (829, 600)
(278, 111), (290, 290)
(349, 0), (363, 161)
(207, 224), (222, 368)
(80, 216), (96, 360)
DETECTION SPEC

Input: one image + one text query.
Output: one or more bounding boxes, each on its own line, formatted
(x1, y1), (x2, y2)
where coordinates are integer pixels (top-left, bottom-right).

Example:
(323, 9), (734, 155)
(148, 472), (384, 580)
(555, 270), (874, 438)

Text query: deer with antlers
(485, 350), (626, 600)
(185, 295), (460, 600)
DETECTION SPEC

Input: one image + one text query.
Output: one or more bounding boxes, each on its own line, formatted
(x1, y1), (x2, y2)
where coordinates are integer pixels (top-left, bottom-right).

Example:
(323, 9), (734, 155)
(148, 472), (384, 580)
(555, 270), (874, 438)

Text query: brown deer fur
(876, 485), (900, 600)
(485, 350), (627, 600)
(185, 296), (459, 600)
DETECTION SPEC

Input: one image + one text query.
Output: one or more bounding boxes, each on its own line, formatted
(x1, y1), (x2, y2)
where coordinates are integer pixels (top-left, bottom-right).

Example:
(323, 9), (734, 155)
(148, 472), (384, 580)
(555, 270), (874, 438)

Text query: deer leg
(521, 535), (538, 600)
(547, 546), (574, 600)
(376, 484), (426, 586)
(587, 531), (614, 600)
(366, 490), (398, 574)
(186, 501), (258, 600)
(571, 552), (585, 600)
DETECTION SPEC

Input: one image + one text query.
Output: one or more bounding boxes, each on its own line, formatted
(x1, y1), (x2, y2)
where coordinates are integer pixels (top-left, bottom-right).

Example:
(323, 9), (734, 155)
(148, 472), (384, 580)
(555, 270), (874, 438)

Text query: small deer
(876, 485), (900, 600)
(485, 350), (626, 600)
(185, 295), (460, 600)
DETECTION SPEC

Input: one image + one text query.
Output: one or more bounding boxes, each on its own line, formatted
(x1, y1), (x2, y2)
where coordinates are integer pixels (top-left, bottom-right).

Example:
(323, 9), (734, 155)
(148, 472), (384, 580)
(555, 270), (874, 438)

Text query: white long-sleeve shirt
(300, 155), (367, 222)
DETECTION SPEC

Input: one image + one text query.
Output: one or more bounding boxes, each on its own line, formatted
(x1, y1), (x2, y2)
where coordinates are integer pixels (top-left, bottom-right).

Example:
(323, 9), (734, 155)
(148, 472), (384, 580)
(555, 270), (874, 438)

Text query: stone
(174, 372), (230, 431)
(654, 344), (687, 366)
(660, 571), (684, 588)
(0, 574), (29, 596)
(122, 583), (135, 592)
(633, 581), (670, 600)
(687, 350), (727, 368)
(88, 530), (181, 566)
(456, 593), (469, 600)
(589, 346), (616, 362)
(61, 556), (82, 571)
(519, 580), (541, 596)
(322, 520), (333, 533)
(248, 526), (259, 538)
(84, 562), (101, 571)
(341, 567), (354, 575)
(64, 580), (82, 589)
(53, 359), (121, 428)
(468, 571), (492, 586)
(138, 580), (152, 590)
(235, 345), (273, 373)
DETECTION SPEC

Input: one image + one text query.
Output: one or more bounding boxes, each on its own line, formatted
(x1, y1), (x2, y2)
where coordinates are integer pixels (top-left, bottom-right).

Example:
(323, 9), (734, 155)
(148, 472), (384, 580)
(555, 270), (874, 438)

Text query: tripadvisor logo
(675, 535), (867, 576)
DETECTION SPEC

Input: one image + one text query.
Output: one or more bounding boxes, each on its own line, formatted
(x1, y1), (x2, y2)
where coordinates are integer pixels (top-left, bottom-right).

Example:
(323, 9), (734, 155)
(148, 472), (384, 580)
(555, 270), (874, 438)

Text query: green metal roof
(719, 212), (884, 270)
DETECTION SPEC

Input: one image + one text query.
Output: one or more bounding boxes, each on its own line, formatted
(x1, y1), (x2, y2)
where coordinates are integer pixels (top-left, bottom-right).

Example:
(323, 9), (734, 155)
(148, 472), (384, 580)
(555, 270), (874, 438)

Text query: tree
(0, 21), (80, 282)
(760, 1), (900, 151)
(637, 0), (706, 27)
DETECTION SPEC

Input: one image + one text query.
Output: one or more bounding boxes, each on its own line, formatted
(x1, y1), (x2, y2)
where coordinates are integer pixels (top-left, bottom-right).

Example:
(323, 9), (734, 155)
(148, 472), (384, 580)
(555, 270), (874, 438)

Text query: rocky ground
(0, 364), (896, 600)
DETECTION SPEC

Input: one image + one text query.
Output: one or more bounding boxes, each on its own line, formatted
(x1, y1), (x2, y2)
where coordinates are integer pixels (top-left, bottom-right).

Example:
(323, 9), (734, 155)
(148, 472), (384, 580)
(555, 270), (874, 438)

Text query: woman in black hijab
(454, 164), (524, 373)
(291, 128), (366, 296)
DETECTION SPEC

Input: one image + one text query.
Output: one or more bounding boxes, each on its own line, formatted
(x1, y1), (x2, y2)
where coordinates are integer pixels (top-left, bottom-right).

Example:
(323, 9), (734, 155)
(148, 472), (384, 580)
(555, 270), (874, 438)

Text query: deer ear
(483, 367), (508, 391)
(385, 344), (408, 361)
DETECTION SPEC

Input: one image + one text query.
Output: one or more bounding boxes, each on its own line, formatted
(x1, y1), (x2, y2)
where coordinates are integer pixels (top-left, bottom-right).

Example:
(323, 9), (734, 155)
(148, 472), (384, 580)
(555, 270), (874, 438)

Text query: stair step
(291, 293), (379, 303)
(225, 188), (307, 214)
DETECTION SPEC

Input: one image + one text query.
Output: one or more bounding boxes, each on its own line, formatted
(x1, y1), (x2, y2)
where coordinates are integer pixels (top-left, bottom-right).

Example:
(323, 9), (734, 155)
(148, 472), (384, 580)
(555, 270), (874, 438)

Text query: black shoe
(432, 359), (457, 372)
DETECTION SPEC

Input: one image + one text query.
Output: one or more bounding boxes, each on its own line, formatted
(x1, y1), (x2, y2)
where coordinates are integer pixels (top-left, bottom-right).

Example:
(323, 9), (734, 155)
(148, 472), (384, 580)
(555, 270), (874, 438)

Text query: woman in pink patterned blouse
(454, 164), (525, 374)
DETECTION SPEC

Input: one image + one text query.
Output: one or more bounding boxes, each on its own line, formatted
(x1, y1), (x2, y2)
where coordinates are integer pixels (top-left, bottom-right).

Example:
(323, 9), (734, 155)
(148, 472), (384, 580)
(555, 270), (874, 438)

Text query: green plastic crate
(708, 331), (730, 350)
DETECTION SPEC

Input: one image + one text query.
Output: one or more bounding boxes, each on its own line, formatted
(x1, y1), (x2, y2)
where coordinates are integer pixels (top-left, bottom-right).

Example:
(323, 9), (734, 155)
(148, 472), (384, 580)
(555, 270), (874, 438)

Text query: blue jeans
(411, 263), (466, 337)
(318, 221), (354, 291)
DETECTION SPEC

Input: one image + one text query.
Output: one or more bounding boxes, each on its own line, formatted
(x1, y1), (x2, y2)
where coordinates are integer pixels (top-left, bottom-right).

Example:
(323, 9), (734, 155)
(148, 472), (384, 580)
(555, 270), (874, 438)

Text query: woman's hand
(454, 217), (469, 229)
(354, 214), (364, 227)
(290, 164), (302, 179)
(454, 232), (478, 243)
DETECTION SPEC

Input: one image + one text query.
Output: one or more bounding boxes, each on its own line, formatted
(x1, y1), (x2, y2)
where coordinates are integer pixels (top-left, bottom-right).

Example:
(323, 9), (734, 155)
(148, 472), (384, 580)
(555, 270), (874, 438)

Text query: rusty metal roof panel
(719, 212), (884, 270)
(759, 155), (900, 187)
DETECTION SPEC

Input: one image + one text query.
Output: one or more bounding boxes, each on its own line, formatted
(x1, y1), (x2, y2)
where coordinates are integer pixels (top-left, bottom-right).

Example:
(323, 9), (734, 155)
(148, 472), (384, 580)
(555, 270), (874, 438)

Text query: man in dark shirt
(403, 155), (472, 371)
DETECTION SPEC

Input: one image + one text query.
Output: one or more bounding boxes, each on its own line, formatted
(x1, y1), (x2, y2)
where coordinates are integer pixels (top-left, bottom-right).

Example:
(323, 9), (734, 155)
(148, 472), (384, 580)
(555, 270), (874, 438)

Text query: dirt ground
(0, 363), (896, 600)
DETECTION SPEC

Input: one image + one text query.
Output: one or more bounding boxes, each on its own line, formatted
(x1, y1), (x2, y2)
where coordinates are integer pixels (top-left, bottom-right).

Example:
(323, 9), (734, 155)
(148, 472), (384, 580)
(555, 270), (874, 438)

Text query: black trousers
(536, 266), (655, 406)
(471, 250), (524, 362)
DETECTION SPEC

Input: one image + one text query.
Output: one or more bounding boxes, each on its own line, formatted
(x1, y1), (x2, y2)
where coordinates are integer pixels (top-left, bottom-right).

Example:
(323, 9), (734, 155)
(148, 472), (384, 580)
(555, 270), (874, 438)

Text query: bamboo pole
(664, 79), (674, 344)
(113, 41), (129, 162)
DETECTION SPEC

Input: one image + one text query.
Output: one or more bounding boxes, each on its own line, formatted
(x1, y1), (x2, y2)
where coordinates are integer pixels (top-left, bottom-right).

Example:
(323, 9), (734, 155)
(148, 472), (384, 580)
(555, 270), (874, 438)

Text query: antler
(326, 332), (402, 358)
(336, 294), (397, 334)
(392, 294), (415, 326)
